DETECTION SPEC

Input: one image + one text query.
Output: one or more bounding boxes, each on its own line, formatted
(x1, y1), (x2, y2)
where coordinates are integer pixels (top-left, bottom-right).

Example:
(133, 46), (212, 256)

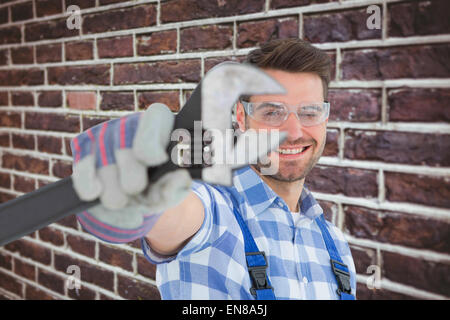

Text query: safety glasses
(241, 100), (330, 127)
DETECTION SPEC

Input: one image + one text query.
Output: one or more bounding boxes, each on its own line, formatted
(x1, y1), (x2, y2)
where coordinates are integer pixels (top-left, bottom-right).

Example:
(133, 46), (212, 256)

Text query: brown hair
(243, 38), (332, 100)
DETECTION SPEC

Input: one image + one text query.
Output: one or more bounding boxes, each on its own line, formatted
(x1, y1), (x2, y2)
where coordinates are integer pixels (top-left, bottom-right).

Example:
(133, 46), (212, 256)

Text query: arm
(145, 191), (204, 256)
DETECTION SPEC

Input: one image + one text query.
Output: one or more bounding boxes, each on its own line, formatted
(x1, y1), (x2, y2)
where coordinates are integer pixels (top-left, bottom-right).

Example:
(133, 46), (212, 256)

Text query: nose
(281, 112), (303, 142)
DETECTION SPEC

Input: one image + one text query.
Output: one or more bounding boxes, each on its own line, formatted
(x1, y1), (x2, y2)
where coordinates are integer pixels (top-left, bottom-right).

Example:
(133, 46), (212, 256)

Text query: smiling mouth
(276, 145), (312, 155)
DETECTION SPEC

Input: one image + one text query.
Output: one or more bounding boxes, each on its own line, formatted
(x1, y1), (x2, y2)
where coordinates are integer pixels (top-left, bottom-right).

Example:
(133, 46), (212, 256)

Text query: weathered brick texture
(0, 0), (448, 301)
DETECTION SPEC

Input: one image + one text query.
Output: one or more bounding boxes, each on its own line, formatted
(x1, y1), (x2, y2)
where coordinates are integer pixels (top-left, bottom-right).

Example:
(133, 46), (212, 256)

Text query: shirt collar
(232, 165), (323, 220)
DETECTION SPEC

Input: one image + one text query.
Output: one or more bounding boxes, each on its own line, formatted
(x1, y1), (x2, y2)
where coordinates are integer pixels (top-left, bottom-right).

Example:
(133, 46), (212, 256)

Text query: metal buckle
(246, 252), (273, 297)
(330, 259), (352, 295)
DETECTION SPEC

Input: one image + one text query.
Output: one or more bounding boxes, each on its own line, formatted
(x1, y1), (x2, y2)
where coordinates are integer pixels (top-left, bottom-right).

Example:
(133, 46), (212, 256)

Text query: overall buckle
(331, 259), (352, 295)
(246, 252), (273, 297)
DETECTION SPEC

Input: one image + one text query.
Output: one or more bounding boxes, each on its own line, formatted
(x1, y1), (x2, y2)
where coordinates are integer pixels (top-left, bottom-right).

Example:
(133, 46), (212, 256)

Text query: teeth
(277, 147), (307, 154)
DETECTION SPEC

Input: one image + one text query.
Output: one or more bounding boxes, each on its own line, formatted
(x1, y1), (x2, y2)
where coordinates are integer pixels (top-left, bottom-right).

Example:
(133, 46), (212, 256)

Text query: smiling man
(73, 38), (356, 300)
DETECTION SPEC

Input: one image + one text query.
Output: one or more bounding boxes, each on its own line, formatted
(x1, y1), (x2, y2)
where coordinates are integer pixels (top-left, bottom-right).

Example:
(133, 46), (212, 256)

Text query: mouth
(275, 145), (312, 158)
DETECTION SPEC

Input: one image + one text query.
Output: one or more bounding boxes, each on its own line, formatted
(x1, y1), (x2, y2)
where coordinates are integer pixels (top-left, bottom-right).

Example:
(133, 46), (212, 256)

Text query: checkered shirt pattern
(141, 165), (356, 300)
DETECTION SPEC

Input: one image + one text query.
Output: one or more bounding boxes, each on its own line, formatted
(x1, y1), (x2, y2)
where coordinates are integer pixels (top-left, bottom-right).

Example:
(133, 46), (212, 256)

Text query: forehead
(250, 69), (324, 103)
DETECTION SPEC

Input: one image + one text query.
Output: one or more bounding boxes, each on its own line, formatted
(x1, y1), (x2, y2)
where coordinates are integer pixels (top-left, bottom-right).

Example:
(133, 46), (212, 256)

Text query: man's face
(236, 69), (328, 182)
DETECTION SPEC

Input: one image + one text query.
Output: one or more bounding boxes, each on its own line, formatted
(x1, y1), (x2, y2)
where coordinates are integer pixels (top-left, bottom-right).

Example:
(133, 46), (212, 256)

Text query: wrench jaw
(201, 62), (287, 186)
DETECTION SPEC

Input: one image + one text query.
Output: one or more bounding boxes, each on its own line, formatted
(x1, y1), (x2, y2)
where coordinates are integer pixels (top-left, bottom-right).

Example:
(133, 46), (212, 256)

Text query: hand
(71, 103), (192, 229)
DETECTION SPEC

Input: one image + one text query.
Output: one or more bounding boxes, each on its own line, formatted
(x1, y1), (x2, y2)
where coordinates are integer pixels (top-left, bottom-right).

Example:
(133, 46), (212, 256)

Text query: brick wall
(0, 0), (448, 300)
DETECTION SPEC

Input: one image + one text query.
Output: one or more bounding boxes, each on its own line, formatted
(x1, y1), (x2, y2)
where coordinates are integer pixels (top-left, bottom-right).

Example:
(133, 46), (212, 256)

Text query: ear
(235, 101), (246, 132)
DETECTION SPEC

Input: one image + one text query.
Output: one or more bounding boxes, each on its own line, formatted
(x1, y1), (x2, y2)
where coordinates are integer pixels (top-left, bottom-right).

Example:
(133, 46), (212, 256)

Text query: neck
(251, 166), (304, 212)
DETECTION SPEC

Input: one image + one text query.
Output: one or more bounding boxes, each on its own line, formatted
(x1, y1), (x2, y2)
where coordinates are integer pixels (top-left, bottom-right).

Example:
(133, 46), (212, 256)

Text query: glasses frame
(240, 100), (330, 127)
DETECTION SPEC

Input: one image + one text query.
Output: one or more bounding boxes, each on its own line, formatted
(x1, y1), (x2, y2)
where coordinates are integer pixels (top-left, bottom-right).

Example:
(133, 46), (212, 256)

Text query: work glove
(70, 103), (192, 231)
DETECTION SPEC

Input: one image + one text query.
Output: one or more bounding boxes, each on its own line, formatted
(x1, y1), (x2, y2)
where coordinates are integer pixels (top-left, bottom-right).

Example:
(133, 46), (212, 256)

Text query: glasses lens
(252, 102), (287, 126)
(298, 104), (326, 126)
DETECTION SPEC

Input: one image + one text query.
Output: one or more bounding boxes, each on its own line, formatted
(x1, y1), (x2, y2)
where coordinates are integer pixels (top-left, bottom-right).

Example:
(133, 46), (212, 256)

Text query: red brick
(0, 7), (8, 24)
(237, 17), (298, 48)
(38, 268), (65, 294)
(67, 91), (97, 110)
(137, 254), (157, 280)
(388, 0), (450, 37)
(328, 89), (381, 122)
(11, 91), (34, 106)
(83, 4), (156, 34)
(36, 43), (62, 63)
(0, 111), (21, 127)
(349, 245), (377, 275)
(0, 26), (21, 44)
(0, 251), (12, 270)
(0, 91), (7, 105)
(316, 199), (336, 222)
(204, 56), (246, 73)
(25, 285), (56, 300)
(25, 18), (79, 42)
(13, 175), (36, 192)
(382, 251), (450, 296)
(69, 0), (96, 9)
(344, 130), (450, 167)
(356, 283), (417, 300)
(181, 24), (233, 52)
(388, 88), (450, 122)
(36, 0), (63, 17)
(66, 234), (95, 258)
(0, 132), (9, 147)
(54, 253), (115, 291)
(385, 172), (450, 208)
(341, 44), (450, 80)
(304, 8), (381, 43)
(65, 41), (94, 61)
(161, 0), (264, 23)
(56, 214), (79, 230)
(306, 165), (378, 198)
(68, 285), (97, 300)
(0, 172), (10, 189)
(11, 1), (33, 22)
(99, 0), (123, 4)
(2, 153), (49, 175)
(37, 135), (63, 154)
(271, 0), (338, 9)
(114, 60), (201, 85)
(0, 191), (16, 203)
(14, 258), (36, 280)
(100, 91), (134, 111)
(97, 36), (133, 58)
(99, 243), (133, 271)
(11, 46), (34, 64)
(138, 91), (179, 112)
(137, 30), (177, 56)
(38, 226), (64, 246)
(0, 49), (8, 65)
(25, 112), (80, 133)
(344, 205), (450, 253)
(0, 271), (23, 296)
(52, 159), (72, 178)
(12, 133), (35, 150)
(5, 239), (51, 265)
(117, 274), (161, 300)
(323, 129), (338, 157)
(82, 116), (112, 131)
(48, 65), (110, 85)
(0, 69), (44, 86)
(38, 91), (62, 108)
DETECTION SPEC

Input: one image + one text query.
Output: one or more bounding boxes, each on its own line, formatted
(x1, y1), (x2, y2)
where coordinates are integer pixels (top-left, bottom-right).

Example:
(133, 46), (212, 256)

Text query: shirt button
(302, 277), (308, 284)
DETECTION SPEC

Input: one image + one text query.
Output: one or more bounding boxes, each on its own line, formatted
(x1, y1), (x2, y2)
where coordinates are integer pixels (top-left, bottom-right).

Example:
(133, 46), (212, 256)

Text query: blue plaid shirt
(141, 165), (356, 300)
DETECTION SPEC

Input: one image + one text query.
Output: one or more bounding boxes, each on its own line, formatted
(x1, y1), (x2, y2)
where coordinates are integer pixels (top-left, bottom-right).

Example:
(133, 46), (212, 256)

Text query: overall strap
(316, 214), (355, 300)
(218, 186), (276, 300)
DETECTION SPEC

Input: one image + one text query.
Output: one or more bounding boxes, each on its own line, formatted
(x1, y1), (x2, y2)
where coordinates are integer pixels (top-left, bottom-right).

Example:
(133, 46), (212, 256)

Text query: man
(72, 38), (356, 300)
